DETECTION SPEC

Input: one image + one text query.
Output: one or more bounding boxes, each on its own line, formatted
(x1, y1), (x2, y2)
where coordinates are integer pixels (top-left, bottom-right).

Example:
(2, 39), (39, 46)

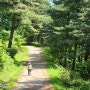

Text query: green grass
(46, 64), (66, 90)
(0, 46), (29, 90)
(46, 63), (83, 90)
(44, 47), (90, 90)
(15, 46), (29, 62)
(30, 41), (41, 47)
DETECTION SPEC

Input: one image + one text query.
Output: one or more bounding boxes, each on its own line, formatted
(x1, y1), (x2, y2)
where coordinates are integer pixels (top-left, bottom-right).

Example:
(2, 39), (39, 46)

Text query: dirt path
(12, 46), (52, 90)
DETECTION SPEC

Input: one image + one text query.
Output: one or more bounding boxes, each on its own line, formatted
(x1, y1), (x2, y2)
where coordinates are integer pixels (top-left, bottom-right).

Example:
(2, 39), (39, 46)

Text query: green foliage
(78, 60), (90, 79)
(80, 81), (90, 90)
(43, 47), (54, 62)
(70, 71), (80, 80)
(31, 41), (41, 47)
(0, 46), (29, 90)
(7, 47), (18, 58)
(13, 32), (26, 50)
(60, 70), (70, 86)
(14, 46), (29, 62)
(0, 0), (90, 89)
(0, 0), (50, 48)
(0, 30), (9, 46)
(0, 50), (13, 70)
(0, 30), (9, 41)
(44, 0), (90, 81)
(44, 47), (90, 90)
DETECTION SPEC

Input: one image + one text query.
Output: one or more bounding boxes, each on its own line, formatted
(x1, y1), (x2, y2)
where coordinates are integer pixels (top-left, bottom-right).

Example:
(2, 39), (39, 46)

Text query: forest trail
(12, 46), (52, 90)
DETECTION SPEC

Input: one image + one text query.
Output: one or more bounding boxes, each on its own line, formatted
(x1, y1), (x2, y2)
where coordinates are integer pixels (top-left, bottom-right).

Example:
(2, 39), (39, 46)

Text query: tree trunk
(63, 46), (67, 67)
(64, 57), (67, 67)
(84, 39), (90, 61)
(78, 56), (81, 62)
(84, 50), (89, 61)
(8, 14), (15, 48)
(71, 43), (77, 71)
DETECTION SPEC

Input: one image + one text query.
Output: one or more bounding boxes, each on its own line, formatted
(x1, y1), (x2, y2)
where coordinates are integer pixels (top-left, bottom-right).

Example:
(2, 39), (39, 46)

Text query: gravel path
(12, 46), (52, 90)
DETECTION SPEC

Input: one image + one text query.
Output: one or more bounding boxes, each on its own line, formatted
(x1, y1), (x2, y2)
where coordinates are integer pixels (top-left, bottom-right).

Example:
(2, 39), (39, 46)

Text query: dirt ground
(12, 46), (52, 90)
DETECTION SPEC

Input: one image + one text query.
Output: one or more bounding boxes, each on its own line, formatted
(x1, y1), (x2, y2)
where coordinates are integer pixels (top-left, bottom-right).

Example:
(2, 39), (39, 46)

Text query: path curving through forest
(12, 46), (52, 90)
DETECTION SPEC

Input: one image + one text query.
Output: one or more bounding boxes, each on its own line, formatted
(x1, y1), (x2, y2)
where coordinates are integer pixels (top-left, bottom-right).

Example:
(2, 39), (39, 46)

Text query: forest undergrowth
(0, 46), (29, 90)
(43, 47), (90, 90)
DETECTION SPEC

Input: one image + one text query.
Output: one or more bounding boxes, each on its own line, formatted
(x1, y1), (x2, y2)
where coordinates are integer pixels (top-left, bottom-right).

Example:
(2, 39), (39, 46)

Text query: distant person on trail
(28, 62), (32, 75)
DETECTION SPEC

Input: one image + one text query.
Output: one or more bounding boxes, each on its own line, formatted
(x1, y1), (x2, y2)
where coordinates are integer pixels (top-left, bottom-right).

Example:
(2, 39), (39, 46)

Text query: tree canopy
(0, 0), (90, 89)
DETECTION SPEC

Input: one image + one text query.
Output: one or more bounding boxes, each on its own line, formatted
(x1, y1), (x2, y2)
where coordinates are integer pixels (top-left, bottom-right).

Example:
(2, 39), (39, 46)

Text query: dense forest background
(0, 0), (90, 90)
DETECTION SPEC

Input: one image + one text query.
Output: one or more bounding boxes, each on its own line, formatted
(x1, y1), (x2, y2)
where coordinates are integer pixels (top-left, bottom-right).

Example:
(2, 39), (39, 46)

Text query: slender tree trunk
(84, 46), (89, 61)
(8, 14), (15, 48)
(37, 32), (41, 43)
(84, 39), (90, 61)
(63, 46), (67, 67)
(71, 43), (77, 71)
(84, 50), (89, 61)
(64, 57), (67, 67)
(59, 55), (63, 65)
(78, 56), (81, 62)
(37, 30), (43, 45)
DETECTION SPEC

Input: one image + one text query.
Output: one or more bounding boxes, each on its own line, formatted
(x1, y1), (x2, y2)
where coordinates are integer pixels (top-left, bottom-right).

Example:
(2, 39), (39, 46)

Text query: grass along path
(0, 46), (29, 90)
(44, 47), (90, 90)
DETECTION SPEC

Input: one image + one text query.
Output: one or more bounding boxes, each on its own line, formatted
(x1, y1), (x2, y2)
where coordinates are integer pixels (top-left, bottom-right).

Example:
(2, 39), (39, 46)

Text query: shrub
(0, 49), (14, 70)
(7, 47), (18, 58)
(14, 35), (26, 50)
(60, 70), (71, 87)
(80, 81), (90, 90)
(0, 30), (9, 43)
(43, 47), (54, 62)
(71, 79), (82, 87)
(31, 41), (41, 47)
(70, 71), (80, 80)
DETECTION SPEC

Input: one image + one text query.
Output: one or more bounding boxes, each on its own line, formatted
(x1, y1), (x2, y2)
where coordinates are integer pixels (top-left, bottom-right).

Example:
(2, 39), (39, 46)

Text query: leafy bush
(71, 79), (82, 87)
(44, 47), (90, 90)
(31, 41), (41, 47)
(43, 47), (54, 62)
(70, 71), (80, 80)
(14, 34), (26, 50)
(60, 70), (71, 86)
(0, 46), (29, 90)
(7, 47), (18, 58)
(0, 49), (13, 70)
(80, 81), (90, 90)
(0, 30), (9, 43)
(77, 61), (90, 79)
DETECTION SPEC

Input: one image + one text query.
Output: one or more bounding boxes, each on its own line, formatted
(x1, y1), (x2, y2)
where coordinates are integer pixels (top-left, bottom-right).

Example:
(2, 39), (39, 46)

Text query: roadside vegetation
(43, 0), (90, 90)
(30, 41), (41, 47)
(0, 46), (29, 90)
(43, 47), (90, 90)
